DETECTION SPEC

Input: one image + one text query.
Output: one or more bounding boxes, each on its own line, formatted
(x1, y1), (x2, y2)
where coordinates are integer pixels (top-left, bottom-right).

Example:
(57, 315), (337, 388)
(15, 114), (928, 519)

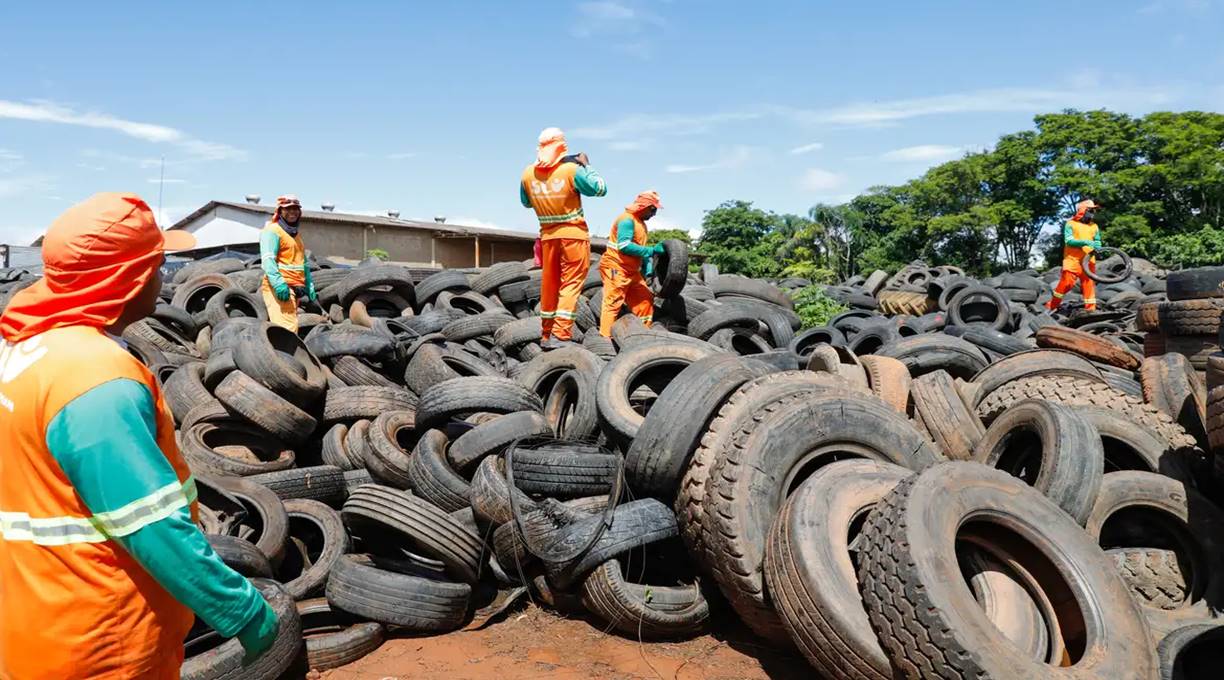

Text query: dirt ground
(318, 604), (811, 680)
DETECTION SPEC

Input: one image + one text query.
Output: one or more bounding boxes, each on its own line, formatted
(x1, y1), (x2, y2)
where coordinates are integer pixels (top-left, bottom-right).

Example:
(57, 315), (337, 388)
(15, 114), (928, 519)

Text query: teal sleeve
(573, 165), (608, 197)
(1064, 222), (1093, 247)
(259, 231), (286, 287)
(1094, 230), (1102, 248)
(46, 379), (266, 639)
(615, 218), (654, 259)
(520, 182), (533, 208)
(304, 258), (315, 294)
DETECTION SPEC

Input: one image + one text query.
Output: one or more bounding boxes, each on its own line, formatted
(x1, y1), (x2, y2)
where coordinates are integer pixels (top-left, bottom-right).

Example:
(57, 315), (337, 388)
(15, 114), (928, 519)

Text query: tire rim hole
(1100, 436), (1155, 474)
(1098, 506), (1200, 607)
(993, 428), (1044, 486)
(958, 521), (1086, 666)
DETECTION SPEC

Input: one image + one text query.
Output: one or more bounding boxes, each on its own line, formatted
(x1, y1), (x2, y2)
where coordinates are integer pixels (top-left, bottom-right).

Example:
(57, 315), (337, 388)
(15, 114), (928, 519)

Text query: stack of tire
(9, 243), (1224, 677)
(1158, 267), (1224, 374)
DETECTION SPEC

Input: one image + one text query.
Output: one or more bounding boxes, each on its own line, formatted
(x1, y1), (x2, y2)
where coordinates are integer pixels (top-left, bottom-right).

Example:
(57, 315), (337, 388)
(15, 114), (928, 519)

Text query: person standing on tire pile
(520, 127), (607, 349)
(1048, 199), (1103, 313)
(260, 194), (316, 332)
(0, 193), (279, 679)
(599, 190), (664, 337)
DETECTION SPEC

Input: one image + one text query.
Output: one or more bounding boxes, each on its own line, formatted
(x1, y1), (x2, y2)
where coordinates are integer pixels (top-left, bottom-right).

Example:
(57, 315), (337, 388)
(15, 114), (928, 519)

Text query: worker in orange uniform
(599, 191), (665, 336)
(1048, 199), (1103, 313)
(521, 127), (607, 349)
(0, 194), (279, 679)
(260, 194), (316, 331)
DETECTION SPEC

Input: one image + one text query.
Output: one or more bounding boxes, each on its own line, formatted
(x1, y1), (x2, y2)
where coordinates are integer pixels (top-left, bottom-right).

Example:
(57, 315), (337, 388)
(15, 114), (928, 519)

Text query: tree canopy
(695, 110), (1224, 277)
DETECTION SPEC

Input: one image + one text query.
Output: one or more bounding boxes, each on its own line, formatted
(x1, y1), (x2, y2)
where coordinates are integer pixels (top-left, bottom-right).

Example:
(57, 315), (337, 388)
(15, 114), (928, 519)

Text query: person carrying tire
(0, 193), (279, 679)
(520, 127), (607, 349)
(599, 190), (664, 337)
(260, 194), (316, 331)
(1048, 199), (1103, 313)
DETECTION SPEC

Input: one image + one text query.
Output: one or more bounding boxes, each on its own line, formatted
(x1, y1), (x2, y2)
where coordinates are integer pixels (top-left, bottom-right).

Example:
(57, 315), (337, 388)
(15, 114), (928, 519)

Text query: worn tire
(324, 555), (469, 631)
(857, 462), (1155, 680)
(911, 370), (985, 461)
(596, 341), (718, 442)
(1036, 325), (1141, 370)
(970, 399), (1104, 524)
(448, 411), (553, 474)
(415, 376), (542, 431)
(181, 579), (302, 680)
(213, 371), (319, 446)
(298, 598), (385, 671)
(322, 386), (417, 424)
(878, 333), (989, 380)
(233, 323), (327, 407)
(406, 429), (471, 512)
(580, 558), (709, 639)
(277, 499), (350, 600)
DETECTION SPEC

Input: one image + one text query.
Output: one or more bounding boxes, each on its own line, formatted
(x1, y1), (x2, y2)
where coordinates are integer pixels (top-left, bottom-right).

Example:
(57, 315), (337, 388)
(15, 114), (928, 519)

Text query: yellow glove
(1082, 245), (1094, 254)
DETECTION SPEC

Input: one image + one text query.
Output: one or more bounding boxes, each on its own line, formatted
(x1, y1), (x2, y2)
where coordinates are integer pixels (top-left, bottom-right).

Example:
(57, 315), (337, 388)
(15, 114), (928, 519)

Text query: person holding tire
(260, 194), (316, 331)
(599, 190), (664, 337)
(0, 193), (279, 679)
(520, 128), (607, 349)
(1048, 199), (1103, 313)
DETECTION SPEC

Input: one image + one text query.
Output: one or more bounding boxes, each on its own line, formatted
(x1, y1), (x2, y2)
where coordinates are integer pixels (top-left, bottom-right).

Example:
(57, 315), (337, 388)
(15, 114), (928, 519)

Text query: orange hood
(0, 193), (194, 342)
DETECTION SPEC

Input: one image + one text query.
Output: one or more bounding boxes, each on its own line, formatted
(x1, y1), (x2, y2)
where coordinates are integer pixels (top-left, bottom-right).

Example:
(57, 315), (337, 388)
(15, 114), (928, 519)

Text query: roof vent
(244, 194), (261, 205)
(434, 215), (447, 224)
(321, 202), (335, 212)
(387, 210), (400, 219)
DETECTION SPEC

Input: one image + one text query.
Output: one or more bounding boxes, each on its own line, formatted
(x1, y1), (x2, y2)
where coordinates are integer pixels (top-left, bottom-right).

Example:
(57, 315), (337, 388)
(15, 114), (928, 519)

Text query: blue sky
(2, 1), (1223, 245)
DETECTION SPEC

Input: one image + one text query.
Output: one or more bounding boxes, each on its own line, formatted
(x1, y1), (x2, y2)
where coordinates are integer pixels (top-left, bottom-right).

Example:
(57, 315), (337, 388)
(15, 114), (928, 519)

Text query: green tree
(696, 200), (785, 277)
(647, 228), (692, 245)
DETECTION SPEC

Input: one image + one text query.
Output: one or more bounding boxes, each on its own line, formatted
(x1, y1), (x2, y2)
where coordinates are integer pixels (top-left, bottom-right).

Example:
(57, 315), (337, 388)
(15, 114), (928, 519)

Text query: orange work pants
(1049, 265), (1096, 312)
(540, 238), (590, 341)
(598, 259), (654, 337)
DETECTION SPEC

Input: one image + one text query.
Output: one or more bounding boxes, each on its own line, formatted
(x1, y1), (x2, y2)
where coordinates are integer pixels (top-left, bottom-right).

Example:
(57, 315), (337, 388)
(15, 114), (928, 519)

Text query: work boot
(541, 338), (574, 351)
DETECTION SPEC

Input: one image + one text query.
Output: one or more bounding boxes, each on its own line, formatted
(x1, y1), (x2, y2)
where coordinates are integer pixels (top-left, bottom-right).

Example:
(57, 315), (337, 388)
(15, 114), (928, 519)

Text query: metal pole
(474, 236), (481, 267)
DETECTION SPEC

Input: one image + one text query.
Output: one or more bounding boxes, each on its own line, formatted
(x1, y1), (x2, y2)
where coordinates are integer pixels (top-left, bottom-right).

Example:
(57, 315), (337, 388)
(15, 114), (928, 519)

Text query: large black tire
(214, 371), (317, 444)
(1167, 266), (1224, 302)
(331, 264), (417, 309)
(947, 284), (1010, 331)
(1084, 471), (1224, 641)
(910, 370), (984, 461)
(325, 555), (470, 631)
(1036, 325), (1142, 371)
(297, 598), (385, 671)
(625, 354), (772, 499)
(1071, 406), (1201, 482)
(1141, 354), (1208, 448)
(509, 443), (618, 498)
(764, 460), (910, 680)
(233, 323), (327, 407)
(403, 342), (500, 394)
(180, 422), (297, 477)
(652, 239), (689, 298)
(415, 269), (471, 303)
(971, 399), (1104, 524)
(580, 558), (709, 639)
(448, 411), (553, 474)
(202, 288), (267, 328)
(513, 345), (605, 400)
(277, 499), (350, 600)
(207, 534), (273, 578)
(1157, 623), (1224, 680)
(361, 411), (416, 489)
(305, 325), (397, 363)
(688, 301), (794, 348)
(415, 376), (543, 431)
(969, 349), (1106, 408)
(342, 484), (484, 583)
(596, 341), (718, 442)
(441, 311), (515, 342)
(709, 275), (793, 309)
(173, 257), (246, 284)
(469, 456), (538, 528)
(322, 386), (417, 424)
(164, 362), (211, 425)
(201, 475), (290, 568)
(877, 333), (989, 380)
(471, 261), (530, 295)
(976, 374), (1200, 453)
(705, 393), (941, 640)
(246, 466), (347, 506)
(1158, 299), (1224, 336)
(858, 462), (1155, 679)
(181, 579), (303, 680)
(541, 368), (600, 439)
(329, 355), (399, 388)
(406, 429), (471, 512)
(541, 498), (678, 589)
(171, 273), (235, 316)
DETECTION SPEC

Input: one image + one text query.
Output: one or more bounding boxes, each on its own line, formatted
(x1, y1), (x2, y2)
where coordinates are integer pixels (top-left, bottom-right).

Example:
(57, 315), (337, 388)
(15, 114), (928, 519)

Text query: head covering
(536, 128), (568, 169)
(0, 193), (195, 342)
(274, 194), (302, 220)
(625, 190), (662, 215)
(1073, 199), (1103, 221)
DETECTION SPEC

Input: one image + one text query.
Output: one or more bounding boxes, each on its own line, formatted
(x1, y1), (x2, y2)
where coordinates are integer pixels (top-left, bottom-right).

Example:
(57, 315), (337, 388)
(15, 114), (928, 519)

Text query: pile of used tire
(7, 243), (1224, 678)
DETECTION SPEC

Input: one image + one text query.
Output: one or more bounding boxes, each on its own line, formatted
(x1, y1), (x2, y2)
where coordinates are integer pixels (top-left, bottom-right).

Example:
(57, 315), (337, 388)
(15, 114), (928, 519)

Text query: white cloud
(0, 149), (21, 162)
(665, 146), (753, 174)
(608, 140), (647, 151)
(147, 178), (188, 184)
(0, 99), (245, 161)
(788, 142), (824, 155)
(799, 168), (845, 192)
(387, 152), (417, 160)
(571, 1), (664, 40)
(573, 112), (761, 141)
(0, 174), (54, 199)
(880, 144), (963, 163)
